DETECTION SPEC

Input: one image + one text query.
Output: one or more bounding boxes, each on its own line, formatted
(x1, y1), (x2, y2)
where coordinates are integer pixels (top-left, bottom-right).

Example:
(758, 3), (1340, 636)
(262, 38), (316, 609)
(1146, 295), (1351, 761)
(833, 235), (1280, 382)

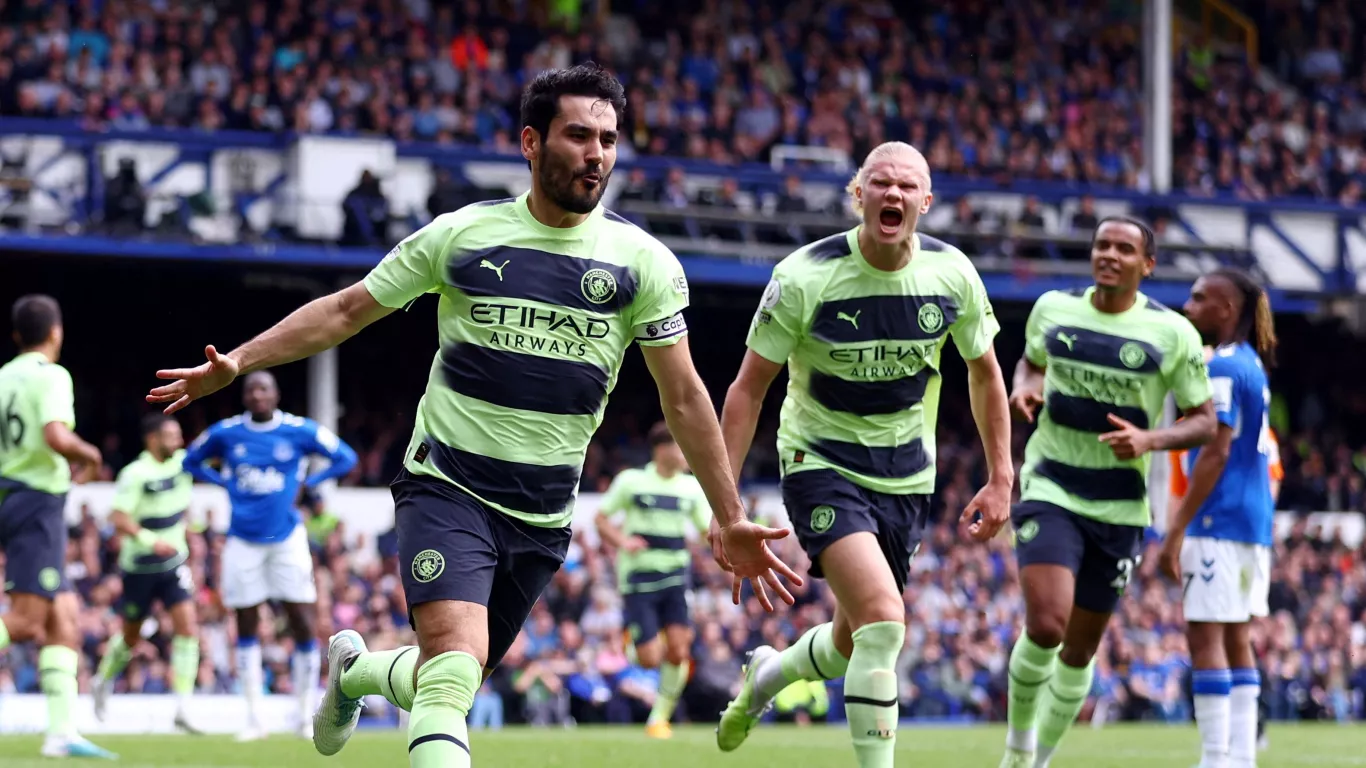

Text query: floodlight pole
(1145, 0), (1174, 194)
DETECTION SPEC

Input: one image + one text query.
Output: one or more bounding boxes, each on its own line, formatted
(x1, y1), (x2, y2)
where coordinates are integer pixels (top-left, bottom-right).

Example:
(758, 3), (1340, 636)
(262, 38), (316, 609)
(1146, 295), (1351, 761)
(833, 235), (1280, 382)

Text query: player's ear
(920, 191), (933, 215)
(520, 126), (539, 166)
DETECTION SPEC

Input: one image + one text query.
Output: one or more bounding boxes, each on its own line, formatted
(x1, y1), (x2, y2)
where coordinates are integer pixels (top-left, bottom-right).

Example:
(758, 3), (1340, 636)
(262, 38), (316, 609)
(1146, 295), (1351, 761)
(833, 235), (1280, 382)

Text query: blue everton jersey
(184, 410), (358, 543)
(1185, 342), (1274, 546)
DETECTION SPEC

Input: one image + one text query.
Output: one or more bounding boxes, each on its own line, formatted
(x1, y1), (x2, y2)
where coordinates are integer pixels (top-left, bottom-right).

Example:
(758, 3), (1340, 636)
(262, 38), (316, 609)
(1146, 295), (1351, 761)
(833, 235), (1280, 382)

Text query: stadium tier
(1, 1), (1365, 767)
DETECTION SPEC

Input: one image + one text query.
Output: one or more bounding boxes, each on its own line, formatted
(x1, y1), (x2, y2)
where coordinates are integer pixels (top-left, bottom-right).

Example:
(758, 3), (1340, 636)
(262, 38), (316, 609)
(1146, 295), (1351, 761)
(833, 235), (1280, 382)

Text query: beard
(538, 147), (611, 215)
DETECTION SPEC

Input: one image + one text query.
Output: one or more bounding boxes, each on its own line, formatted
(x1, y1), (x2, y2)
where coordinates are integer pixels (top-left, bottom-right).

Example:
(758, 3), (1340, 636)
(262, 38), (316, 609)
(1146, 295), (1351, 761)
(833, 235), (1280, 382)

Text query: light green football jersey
(114, 449), (192, 574)
(599, 462), (712, 594)
(746, 230), (999, 495)
(363, 194), (690, 528)
(0, 352), (76, 495)
(1020, 287), (1213, 527)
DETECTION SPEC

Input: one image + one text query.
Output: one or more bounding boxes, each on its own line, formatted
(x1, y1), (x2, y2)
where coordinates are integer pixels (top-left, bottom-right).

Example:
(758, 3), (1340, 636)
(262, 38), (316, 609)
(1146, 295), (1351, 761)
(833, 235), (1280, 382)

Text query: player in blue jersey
(183, 371), (357, 741)
(1159, 267), (1278, 768)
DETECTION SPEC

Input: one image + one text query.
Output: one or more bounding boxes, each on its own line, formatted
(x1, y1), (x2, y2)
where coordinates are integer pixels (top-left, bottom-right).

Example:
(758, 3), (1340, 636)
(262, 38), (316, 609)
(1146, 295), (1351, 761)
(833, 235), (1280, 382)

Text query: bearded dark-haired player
(147, 63), (800, 768)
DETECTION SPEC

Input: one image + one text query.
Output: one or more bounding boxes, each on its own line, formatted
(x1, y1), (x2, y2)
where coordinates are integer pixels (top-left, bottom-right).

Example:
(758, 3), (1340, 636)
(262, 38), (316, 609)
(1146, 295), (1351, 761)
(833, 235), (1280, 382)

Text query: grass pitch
(1, 723), (1361, 767)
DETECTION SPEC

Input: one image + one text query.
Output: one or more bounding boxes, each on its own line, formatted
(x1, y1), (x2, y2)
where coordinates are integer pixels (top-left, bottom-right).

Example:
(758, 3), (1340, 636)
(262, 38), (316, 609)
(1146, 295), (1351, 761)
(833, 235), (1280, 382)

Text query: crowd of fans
(2, 394), (1364, 730)
(0, 0), (1361, 205)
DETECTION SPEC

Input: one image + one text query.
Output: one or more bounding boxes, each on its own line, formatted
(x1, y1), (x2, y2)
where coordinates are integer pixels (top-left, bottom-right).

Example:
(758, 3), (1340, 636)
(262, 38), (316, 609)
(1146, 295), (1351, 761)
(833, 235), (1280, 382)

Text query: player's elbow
(334, 281), (390, 333)
(42, 421), (71, 455)
(724, 371), (768, 416)
(1194, 412), (1219, 447)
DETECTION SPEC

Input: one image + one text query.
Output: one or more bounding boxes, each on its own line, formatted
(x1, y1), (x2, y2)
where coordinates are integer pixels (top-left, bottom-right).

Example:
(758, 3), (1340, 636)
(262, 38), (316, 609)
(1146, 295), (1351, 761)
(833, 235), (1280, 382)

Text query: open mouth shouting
(877, 206), (904, 236)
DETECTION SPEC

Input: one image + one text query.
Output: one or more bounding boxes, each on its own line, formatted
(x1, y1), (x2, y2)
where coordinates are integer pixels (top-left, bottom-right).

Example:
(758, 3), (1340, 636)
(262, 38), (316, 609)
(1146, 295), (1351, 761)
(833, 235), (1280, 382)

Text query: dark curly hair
(520, 62), (627, 141)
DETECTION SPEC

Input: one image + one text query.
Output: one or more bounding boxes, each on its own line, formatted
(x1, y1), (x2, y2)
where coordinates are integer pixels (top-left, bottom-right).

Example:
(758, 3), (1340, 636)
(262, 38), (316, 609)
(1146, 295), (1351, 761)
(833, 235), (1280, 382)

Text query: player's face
(242, 376), (279, 417)
(1090, 221), (1152, 293)
(529, 94), (618, 215)
(654, 440), (688, 473)
(1183, 275), (1234, 345)
(856, 156), (933, 245)
(157, 420), (184, 454)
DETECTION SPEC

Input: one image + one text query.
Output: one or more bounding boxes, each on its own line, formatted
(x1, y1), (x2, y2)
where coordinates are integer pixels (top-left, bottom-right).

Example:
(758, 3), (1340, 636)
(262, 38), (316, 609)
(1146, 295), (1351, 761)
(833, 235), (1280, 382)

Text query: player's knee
(850, 619), (905, 657)
(665, 646), (690, 667)
(1057, 644), (1097, 669)
(851, 594), (906, 629)
(1186, 622), (1226, 667)
(290, 615), (315, 645)
(417, 632), (487, 671)
(234, 606), (261, 638)
(635, 641), (663, 669)
(5, 613), (46, 644)
(1024, 610), (1068, 649)
(414, 651), (483, 715)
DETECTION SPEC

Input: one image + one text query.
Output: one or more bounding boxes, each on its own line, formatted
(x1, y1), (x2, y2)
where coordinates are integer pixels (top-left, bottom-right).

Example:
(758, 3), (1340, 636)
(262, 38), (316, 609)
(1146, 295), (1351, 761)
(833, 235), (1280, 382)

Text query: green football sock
(341, 646), (420, 711)
(96, 633), (132, 683)
(1005, 634), (1060, 753)
(39, 645), (79, 739)
(172, 635), (200, 699)
(647, 659), (690, 725)
(408, 651), (479, 768)
(843, 621), (903, 768)
(0, 616), (11, 651)
(759, 622), (850, 700)
(1035, 658), (1096, 767)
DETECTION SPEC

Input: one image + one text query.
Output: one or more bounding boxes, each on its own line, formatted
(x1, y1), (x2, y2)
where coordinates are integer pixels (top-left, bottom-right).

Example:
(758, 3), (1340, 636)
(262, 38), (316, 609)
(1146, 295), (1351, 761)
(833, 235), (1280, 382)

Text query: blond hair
(844, 142), (930, 217)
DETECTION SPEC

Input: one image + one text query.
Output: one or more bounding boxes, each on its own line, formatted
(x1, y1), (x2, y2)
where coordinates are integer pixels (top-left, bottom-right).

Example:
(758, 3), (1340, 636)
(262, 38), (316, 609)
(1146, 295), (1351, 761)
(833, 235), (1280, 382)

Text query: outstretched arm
(228, 283), (395, 375)
(149, 282), (396, 413)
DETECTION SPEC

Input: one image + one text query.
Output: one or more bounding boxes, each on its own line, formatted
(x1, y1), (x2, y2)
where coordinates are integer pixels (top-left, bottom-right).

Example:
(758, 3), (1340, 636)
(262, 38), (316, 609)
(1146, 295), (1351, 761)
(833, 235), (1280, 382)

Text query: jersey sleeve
(1205, 354), (1241, 429)
(183, 425), (228, 486)
(629, 245), (690, 347)
(111, 463), (144, 515)
(1022, 294), (1051, 367)
(598, 472), (632, 517)
(362, 218), (451, 310)
(745, 262), (805, 365)
(299, 421), (359, 486)
(1167, 320), (1215, 410)
(36, 364), (76, 429)
(948, 264), (1000, 361)
(690, 481), (713, 531)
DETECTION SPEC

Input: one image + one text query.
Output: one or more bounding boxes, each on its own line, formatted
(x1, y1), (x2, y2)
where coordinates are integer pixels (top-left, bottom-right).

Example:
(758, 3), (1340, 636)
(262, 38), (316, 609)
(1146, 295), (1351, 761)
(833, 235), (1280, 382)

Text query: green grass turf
(2, 723), (1362, 767)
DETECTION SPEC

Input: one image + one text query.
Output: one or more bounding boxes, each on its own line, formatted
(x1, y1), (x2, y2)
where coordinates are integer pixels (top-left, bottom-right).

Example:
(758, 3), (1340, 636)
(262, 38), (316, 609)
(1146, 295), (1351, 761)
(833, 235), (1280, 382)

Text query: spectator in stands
(102, 158), (146, 234)
(339, 169), (389, 247)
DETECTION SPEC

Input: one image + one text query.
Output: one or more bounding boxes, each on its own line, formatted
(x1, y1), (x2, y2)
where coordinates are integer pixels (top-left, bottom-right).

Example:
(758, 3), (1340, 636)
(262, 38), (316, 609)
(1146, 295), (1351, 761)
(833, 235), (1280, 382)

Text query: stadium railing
(0, 119), (1356, 302)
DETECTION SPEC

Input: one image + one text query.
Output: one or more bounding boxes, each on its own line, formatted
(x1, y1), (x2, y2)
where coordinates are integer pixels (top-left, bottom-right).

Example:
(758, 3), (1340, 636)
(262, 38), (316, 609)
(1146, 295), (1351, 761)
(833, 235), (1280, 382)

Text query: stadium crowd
(0, 0), (1363, 205)
(2, 395), (1364, 730)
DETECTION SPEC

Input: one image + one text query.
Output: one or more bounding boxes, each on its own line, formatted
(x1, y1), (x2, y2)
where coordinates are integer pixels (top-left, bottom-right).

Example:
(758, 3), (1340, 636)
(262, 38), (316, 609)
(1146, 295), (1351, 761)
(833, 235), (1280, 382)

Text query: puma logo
(837, 310), (861, 329)
(480, 259), (510, 281)
(1056, 331), (1077, 351)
